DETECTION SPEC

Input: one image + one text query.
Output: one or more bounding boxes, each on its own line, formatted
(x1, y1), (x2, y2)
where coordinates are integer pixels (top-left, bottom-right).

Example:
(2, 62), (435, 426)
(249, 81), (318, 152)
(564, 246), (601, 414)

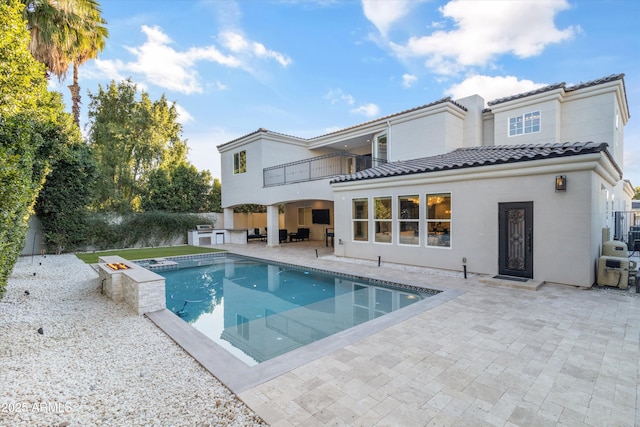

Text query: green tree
(634, 186), (640, 200)
(140, 165), (215, 213)
(22, 0), (108, 126)
(87, 79), (188, 213)
(35, 140), (96, 254)
(0, 0), (67, 295)
(234, 204), (267, 214)
(140, 169), (173, 212)
(169, 164), (211, 212)
(207, 177), (222, 213)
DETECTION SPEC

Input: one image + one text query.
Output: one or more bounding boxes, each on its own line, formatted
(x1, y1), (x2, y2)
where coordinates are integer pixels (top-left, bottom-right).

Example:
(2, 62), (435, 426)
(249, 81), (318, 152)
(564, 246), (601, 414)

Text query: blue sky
(50, 0), (640, 186)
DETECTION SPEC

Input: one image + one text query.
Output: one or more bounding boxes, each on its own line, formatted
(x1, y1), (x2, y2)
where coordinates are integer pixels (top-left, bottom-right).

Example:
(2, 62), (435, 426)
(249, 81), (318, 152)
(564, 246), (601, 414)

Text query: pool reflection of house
(218, 259), (423, 364)
(217, 74), (634, 288)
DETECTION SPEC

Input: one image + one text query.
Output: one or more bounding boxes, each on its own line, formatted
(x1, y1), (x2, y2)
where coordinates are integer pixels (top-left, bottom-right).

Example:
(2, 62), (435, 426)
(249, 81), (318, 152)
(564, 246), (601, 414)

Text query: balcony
(263, 152), (384, 187)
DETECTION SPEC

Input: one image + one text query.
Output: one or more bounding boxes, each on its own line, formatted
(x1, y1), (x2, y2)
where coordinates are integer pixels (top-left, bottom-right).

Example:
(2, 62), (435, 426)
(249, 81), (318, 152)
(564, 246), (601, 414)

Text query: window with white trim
(399, 195), (419, 245)
(352, 198), (368, 241)
(426, 193), (451, 248)
(374, 196), (392, 243)
(509, 111), (540, 136)
(297, 207), (312, 226)
(233, 150), (246, 174)
(374, 133), (387, 166)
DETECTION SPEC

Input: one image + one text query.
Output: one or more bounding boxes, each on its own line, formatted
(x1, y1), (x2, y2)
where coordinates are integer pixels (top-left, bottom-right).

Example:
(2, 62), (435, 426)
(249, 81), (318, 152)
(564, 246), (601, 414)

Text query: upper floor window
(374, 134), (387, 166)
(509, 111), (540, 136)
(234, 150), (246, 174)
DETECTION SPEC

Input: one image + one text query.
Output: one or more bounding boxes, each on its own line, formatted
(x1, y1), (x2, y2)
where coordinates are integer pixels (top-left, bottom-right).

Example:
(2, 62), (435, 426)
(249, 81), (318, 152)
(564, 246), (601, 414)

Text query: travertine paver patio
(218, 240), (639, 426)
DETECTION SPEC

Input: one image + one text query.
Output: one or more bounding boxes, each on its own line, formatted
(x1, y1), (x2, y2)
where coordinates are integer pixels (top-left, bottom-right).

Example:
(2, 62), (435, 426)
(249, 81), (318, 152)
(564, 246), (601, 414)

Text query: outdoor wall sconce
(555, 175), (567, 192)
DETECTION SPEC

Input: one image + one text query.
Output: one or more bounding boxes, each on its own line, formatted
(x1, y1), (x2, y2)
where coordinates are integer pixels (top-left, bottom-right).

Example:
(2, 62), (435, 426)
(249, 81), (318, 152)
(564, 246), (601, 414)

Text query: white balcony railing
(263, 153), (385, 187)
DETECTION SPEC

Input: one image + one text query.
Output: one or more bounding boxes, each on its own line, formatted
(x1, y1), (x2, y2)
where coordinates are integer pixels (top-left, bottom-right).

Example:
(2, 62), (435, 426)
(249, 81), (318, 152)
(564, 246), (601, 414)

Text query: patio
(227, 240), (639, 426)
(2, 241), (638, 426)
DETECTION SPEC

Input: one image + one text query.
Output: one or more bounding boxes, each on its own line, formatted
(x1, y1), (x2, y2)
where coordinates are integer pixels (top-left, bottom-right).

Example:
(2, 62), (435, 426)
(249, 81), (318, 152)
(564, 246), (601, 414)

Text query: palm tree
(23, 0), (108, 126)
(67, 1), (108, 126)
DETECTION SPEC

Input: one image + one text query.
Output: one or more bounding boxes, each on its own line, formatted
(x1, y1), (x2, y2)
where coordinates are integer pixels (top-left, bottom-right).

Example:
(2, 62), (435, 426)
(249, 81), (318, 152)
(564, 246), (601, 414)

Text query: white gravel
(0, 254), (267, 427)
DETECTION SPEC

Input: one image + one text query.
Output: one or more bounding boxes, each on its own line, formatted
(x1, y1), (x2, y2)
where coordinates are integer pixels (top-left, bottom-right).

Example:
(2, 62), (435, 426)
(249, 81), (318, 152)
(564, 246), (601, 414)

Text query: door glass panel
(375, 134), (387, 166)
(507, 208), (526, 270)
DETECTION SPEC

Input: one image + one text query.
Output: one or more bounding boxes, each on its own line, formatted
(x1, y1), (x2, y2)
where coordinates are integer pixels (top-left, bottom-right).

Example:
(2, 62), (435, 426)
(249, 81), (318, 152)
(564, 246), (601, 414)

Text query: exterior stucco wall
(561, 92), (623, 166)
(457, 94), (484, 149)
(220, 139), (265, 207)
(389, 107), (466, 161)
(22, 215), (44, 256)
(482, 113), (495, 146)
(332, 165), (608, 288)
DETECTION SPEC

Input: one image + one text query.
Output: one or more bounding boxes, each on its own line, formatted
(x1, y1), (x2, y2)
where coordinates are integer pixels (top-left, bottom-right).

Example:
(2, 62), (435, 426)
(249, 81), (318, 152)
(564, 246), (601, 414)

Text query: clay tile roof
(331, 142), (615, 184)
(219, 98), (468, 148)
(217, 127), (305, 148)
(487, 74), (626, 107)
(313, 97), (466, 139)
(487, 82), (566, 106)
(565, 73), (625, 92)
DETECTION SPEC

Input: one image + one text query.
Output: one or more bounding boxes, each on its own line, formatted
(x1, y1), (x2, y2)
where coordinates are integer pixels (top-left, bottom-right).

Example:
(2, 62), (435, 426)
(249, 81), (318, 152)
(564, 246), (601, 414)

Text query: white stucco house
(217, 74), (634, 287)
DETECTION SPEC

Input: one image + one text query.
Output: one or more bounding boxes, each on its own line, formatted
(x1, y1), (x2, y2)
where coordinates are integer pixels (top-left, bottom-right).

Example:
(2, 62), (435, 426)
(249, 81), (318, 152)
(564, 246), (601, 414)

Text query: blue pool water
(156, 254), (436, 366)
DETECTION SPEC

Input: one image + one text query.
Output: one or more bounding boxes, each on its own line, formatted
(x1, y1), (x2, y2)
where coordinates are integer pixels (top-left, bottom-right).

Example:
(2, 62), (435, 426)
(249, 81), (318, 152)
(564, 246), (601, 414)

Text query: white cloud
(324, 89), (355, 105)
(362, 0), (414, 37)
(219, 29), (249, 52)
(172, 102), (194, 125)
(324, 89), (378, 117)
(402, 73), (418, 88)
(351, 103), (380, 117)
(391, 0), (578, 75)
(213, 81), (228, 91)
(446, 75), (546, 105)
(90, 58), (127, 83)
(219, 31), (292, 67)
(94, 25), (290, 94)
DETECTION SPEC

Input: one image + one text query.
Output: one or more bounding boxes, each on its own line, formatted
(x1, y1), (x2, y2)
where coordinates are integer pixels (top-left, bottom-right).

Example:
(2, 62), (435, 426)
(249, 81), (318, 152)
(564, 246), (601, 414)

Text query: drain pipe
(378, 256), (381, 267)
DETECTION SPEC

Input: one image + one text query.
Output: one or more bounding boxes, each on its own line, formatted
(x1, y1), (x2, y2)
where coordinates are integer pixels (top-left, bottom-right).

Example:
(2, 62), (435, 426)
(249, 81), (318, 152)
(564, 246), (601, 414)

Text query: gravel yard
(0, 254), (266, 426)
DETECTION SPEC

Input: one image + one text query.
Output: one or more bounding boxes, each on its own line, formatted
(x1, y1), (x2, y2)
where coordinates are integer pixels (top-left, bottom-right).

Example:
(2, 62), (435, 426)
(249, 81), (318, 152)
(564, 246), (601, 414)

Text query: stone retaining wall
(97, 256), (166, 315)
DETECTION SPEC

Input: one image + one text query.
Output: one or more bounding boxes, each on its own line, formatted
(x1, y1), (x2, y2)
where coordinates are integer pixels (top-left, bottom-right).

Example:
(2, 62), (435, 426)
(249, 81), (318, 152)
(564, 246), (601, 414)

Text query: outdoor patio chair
(289, 228), (310, 242)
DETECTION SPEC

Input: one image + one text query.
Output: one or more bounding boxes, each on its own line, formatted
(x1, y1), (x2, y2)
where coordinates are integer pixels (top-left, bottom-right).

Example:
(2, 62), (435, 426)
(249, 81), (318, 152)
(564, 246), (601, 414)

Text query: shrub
(84, 212), (214, 251)
(0, 0), (52, 298)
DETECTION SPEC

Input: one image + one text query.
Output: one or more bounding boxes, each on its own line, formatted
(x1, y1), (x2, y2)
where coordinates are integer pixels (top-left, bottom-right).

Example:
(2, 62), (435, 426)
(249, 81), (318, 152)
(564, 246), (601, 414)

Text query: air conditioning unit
(597, 256), (630, 289)
(597, 240), (637, 289)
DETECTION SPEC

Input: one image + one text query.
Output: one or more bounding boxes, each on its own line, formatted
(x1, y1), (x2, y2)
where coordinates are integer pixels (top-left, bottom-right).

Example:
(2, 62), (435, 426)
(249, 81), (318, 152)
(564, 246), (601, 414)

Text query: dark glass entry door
(498, 202), (533, 279)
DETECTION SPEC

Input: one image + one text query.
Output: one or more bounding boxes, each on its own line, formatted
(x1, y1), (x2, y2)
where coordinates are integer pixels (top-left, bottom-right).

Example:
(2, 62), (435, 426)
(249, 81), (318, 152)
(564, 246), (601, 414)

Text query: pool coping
(144, 253), (463, 394)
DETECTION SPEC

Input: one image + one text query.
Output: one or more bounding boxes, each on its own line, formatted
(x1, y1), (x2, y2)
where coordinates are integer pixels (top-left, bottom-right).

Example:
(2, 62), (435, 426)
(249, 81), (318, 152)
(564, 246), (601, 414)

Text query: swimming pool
(155, 254), (438, 366)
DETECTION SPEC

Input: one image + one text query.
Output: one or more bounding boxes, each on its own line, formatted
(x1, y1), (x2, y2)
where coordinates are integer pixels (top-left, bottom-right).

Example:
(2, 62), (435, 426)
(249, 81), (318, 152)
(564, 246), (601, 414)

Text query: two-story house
(217, 74), (634, 287)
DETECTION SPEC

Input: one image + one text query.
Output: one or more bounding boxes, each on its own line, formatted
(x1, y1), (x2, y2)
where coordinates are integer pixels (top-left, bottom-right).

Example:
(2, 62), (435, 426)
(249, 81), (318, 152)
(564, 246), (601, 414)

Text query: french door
(498, 202), (533, 279)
